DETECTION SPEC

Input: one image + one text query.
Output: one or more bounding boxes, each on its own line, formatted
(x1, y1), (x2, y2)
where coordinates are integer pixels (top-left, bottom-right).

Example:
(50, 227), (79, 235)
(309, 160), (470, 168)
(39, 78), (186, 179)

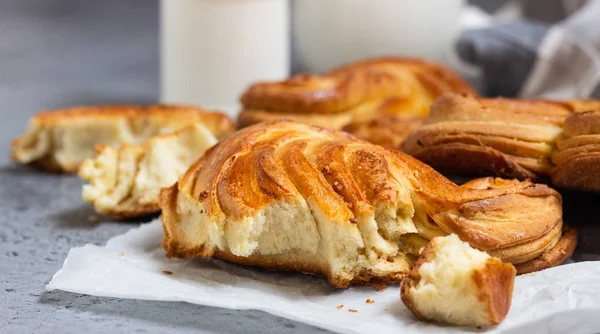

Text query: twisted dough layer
(12, 105), (234, 172)
(551, 111), (600, 191)
(161, 120), (572, 287)
(239, 57), (475, 130)
(403, 93), (600, 182)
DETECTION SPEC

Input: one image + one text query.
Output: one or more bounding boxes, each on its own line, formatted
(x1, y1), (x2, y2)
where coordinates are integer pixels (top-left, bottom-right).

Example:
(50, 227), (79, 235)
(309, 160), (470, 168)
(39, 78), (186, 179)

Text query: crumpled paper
(46, 219), (600, 334)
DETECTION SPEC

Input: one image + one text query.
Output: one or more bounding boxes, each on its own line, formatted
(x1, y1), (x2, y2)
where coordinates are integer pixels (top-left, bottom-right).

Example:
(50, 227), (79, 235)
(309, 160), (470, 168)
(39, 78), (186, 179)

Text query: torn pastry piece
(239, 57), (475, 130)
(401, 234), (516, 326)
(79, 123), (217, 219)
(551, 111), (600, 192)
(402, 93), (600, 180)
(160, 120), (572, 288)
(11, 105), (234, 172)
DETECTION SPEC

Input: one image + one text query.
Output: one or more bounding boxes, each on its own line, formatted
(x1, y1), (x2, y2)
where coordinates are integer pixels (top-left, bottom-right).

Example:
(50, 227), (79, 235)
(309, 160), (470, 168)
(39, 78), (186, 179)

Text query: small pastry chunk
(401, 234), (516, 326)
(79, 123), (217, 219)
(12, 105), (233, 172)
(239, 57), (475, 131)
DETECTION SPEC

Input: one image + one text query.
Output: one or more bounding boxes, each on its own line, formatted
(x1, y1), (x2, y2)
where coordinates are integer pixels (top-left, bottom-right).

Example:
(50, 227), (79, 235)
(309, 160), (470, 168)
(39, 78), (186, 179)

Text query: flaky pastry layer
(551, 111), (600, 192)
(403, 93), (600, 182)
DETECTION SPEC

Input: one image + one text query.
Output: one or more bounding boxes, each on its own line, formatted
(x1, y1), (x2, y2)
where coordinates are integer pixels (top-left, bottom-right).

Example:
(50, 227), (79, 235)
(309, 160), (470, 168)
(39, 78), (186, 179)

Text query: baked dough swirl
(161, 120), (573, 287)
(239, 57), (475, 131)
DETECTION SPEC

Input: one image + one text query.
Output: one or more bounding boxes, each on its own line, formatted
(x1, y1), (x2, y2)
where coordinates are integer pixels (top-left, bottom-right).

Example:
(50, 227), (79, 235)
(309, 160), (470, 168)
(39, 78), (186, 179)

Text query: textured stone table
(0, 1), (327, 333)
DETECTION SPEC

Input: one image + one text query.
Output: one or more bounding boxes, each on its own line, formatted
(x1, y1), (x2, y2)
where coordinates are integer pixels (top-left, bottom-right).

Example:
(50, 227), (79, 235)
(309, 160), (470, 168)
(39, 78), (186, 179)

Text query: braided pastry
(12, 105), (234, 173)
(239, 57), (475, 131)
(160, 120), (574, 288)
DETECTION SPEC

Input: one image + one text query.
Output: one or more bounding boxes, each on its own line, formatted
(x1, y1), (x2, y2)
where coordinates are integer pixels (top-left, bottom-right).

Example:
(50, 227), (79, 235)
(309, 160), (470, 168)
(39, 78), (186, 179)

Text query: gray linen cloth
(458, 0), (600, 99)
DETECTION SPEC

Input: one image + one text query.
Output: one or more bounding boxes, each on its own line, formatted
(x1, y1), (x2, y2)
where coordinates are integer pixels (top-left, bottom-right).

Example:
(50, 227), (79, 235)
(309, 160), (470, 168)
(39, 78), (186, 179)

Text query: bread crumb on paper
(348, 309), (358, 313)
(336, 304), (344, 310)
(162, 270), (173, 275)
(119, 252), (125, 256)
(88, 215), (99, 223)
(365, 298), (375, 304)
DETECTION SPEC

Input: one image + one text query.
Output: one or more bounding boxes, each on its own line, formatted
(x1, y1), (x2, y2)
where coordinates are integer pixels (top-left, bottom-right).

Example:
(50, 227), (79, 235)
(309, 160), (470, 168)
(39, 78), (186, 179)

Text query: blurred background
(1, 0), (598, 162)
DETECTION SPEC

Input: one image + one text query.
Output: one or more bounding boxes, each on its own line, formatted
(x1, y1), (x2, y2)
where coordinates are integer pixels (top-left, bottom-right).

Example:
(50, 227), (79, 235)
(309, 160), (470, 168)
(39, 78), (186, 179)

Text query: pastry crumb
(162, 270), (173, 275)
(118, 252), (125, 256)
(336, 304), (344, 310)
(88, 215), (99, 223)
(384, 308), (389, 312)
(348, 309), (358, 313)
(365, 298), (375, 304)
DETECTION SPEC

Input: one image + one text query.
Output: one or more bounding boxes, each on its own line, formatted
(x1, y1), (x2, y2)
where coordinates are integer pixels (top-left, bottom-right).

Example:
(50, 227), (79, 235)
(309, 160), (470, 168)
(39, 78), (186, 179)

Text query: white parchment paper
(46, 219), (600, 334)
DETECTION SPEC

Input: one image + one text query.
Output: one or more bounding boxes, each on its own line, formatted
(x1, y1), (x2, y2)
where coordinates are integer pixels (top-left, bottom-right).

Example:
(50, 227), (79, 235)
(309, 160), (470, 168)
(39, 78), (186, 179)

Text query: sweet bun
(160, 120), (572, 288)
(12, 105), (234, 172)
(403, 93), (600, 182)
(239, 57), (475, 131)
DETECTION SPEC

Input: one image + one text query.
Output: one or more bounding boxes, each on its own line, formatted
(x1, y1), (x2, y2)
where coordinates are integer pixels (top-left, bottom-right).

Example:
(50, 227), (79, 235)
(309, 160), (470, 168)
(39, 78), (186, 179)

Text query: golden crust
(23, 105), (234, 139)
(551, 111), (600, 192)
(341, 116), (425, 149)
(239, 57), (475, 130)
(514, 226), (577, 274)
(161, 120), (569, 287)
(12, 105), (234, 173)
(401, 236), (516, 326)
(403, 93), (600, 182)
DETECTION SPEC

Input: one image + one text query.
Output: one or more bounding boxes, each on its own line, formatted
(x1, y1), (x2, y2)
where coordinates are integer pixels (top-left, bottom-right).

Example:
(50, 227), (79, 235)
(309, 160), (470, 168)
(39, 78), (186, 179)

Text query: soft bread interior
(80, 123), (217, 218)
(165, 187), (413, 287)
(14, 118), (178, 172)
(401, 234), (516, 326)
(12, 106), (233, 172)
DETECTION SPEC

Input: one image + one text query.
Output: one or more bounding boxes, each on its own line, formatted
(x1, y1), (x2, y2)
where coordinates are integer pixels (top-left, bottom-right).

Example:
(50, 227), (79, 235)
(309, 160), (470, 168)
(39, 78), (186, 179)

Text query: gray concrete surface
(0, 1), (327, 333)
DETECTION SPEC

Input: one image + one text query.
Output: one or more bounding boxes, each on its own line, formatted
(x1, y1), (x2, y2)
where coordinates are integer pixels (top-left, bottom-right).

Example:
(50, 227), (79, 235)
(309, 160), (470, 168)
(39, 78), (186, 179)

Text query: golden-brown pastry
(79, 123), (217, 219)
(11, 105), (234, 173)
(551, 111), (600, 192)
(160, 120), (573, 288)
(401, 234), (516, 326)
(341, 116), (425, 149)
(239, 57), (475, 130)
(403, 93), (600, 181)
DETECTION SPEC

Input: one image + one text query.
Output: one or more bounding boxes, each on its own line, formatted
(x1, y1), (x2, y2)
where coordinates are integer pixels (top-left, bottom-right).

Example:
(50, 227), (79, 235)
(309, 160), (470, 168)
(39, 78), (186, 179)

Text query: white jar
(161, 0), (290, 117)
(293, 0), (465, 73)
